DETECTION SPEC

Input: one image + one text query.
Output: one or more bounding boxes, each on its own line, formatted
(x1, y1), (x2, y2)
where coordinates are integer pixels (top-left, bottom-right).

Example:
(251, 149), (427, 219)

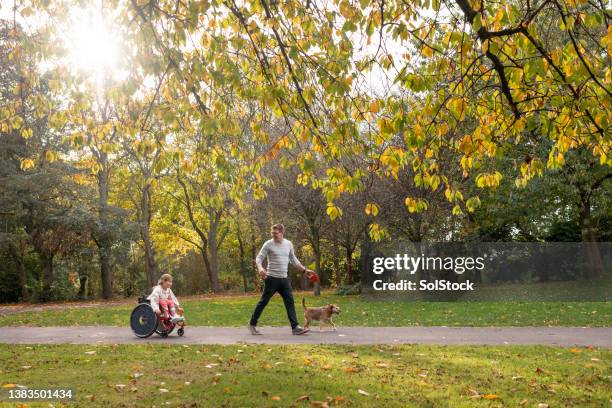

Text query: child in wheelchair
(148, 273), (185, 324)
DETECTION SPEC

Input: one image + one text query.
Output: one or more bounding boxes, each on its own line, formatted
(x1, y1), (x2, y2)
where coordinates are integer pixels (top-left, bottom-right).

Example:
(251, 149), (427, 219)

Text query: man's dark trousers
(250, 276), (298, 329)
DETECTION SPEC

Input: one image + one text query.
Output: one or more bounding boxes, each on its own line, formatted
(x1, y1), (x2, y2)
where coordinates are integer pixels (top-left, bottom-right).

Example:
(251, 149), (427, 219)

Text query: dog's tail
(302, 297), (306, 310)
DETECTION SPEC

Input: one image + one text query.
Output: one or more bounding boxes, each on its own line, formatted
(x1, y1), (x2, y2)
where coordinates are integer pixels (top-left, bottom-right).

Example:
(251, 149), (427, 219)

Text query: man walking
(248, 224), (314, 335)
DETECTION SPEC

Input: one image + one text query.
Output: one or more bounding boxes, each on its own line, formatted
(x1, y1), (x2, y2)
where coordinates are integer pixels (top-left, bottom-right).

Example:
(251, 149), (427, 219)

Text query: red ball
(308, 272), (320, 283)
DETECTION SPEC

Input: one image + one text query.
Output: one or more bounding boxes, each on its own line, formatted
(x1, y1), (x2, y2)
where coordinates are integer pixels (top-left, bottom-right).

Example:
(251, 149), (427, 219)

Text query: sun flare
(65, 7), (122, 80)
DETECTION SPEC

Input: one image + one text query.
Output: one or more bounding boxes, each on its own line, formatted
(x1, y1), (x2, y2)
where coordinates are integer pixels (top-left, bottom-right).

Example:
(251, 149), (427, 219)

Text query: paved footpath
(0, 326), (610, 347)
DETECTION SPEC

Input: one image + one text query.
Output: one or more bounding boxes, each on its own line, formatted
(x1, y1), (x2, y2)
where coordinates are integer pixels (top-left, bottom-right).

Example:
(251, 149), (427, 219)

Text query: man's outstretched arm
(289, 243), (314, 275)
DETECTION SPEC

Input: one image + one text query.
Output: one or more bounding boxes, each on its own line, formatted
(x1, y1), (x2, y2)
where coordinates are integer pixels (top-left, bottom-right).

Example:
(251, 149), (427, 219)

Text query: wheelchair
(130, 296), (185, 338)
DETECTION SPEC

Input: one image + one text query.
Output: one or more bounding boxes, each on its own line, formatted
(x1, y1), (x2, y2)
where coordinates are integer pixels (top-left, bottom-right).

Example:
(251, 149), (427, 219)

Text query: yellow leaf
(421, 45), (434, 58)
(270, 395), (281, 401)
(2, 384), (17, 388)
(45, 150), (55, 162)
(20, 158), (35, 170)
(365, 203), (379, 216)
(483, 394), (501, 400)
(370, 100), (380, 113)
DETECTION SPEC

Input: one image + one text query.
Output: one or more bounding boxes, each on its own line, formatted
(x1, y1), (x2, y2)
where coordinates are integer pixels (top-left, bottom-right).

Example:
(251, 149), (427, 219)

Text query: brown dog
(302, 298), (341, 331)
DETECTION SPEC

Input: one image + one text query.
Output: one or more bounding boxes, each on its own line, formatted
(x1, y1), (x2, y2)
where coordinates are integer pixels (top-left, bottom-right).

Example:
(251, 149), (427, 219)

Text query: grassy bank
(0, 344), (609, 407)
(0, 293), (610, 327)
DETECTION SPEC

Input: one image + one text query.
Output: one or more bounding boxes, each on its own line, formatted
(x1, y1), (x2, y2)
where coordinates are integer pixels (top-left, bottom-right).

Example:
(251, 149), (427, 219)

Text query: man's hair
(271, 223), (285, 233)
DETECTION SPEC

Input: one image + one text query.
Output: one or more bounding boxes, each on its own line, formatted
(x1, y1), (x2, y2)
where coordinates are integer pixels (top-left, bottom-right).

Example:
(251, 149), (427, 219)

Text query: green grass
(1, 293), (610, 327)
(0, 344), (609, 407)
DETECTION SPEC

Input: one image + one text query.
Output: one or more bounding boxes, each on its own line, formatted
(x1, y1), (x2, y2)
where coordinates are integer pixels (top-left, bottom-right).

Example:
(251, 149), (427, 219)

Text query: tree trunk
(237, 223), (248, 292)
(141, 184), (157, 288)
(77, 275), (88, 299)
(311, 227), (321, 296)
(199, 246), (216, 292)
(9, 242), (28, 300)
(97, 166), (113, 299)
(207, 216), (222, 292)
(345, 244), (353, 286)
(579, 194), (604, 278)
(40, 252), (54, 302)
(357, 225), (373, 285)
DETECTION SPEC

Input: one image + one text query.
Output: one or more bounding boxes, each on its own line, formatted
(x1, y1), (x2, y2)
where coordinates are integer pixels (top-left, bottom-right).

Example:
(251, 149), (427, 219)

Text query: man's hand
(303, 268), (315, 278)
(258, 268), (268, 279)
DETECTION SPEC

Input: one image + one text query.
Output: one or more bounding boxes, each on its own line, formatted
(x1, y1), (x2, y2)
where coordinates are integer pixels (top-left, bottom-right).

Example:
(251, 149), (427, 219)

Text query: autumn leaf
(482, 394), (501, 400)
(357, 389), (370, 396)
(270, 395), (281, 401)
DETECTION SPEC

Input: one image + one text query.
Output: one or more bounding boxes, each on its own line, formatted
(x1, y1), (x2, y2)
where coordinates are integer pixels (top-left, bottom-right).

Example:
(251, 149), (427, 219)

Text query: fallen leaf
(538, 404), (549, 408)
(535, 367), (545, 374)
(296, 395), (310, 401)
(84, 351), (96, 355)
(345, 367), (360, 373)
(519, 399), (528, 406)
(569, 348), (581, 353)
(311, 401), (329, 408)
(482, 394), (500, 400)
(322, 364), (332, 370)
(21, 366), (32, 370)
(2, 384), (16, 388)
(270, 396), (281, 401)
(357, 389), (370, 396)
(159, 388), (169, 393)
(375, 363), (389, 368)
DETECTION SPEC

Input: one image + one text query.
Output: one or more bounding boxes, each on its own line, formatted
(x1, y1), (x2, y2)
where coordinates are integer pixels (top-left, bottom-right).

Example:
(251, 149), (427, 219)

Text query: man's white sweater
(255, 238), (304, 278)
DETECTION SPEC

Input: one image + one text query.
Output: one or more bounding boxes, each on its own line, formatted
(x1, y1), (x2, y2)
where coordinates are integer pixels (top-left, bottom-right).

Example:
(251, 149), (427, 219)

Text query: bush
(335, 282), (361, 295)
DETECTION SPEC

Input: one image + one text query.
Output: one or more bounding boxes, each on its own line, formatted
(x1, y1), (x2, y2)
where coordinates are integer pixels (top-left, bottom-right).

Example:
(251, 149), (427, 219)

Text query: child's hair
(158, 273), (173, 285)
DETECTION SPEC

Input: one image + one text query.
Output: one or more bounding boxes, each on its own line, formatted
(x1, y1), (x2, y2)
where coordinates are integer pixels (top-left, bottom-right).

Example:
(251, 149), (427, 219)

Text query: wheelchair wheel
(177, 328), (184, 336)
(130, 303), (158, 338)
(155, 320), (175, 337)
